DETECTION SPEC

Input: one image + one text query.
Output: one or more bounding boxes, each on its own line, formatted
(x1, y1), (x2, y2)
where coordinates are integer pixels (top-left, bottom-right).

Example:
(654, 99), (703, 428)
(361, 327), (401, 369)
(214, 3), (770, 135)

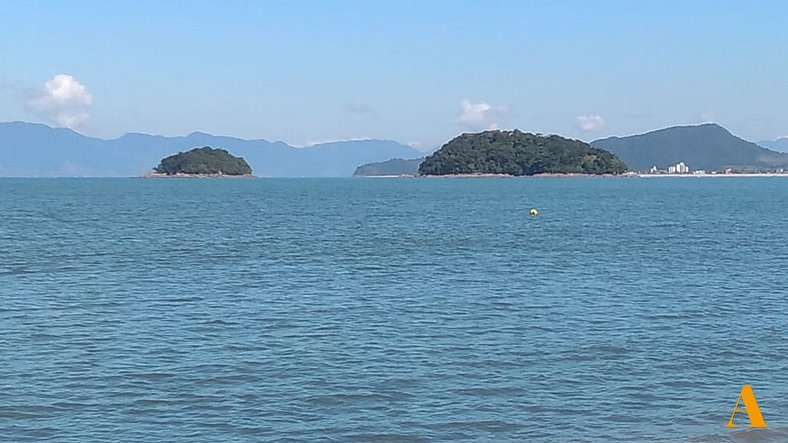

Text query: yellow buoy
(529, 208), (538, 216)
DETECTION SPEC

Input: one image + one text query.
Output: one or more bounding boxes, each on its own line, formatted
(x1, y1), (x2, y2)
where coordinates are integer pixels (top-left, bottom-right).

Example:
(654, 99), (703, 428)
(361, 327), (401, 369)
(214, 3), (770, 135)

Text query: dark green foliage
(154, 146), (252, 175)
(419, 130), (627, 176)
(353, 158), (423, 176)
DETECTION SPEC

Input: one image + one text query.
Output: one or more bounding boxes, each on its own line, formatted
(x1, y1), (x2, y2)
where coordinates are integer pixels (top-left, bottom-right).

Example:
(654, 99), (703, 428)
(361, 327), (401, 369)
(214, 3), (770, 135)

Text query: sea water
(1, 177), (786, 442)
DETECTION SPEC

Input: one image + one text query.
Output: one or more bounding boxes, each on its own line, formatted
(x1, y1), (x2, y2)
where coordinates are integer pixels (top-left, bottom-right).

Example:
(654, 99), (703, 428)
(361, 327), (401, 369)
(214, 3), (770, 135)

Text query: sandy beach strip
(636, 173), (788, 178)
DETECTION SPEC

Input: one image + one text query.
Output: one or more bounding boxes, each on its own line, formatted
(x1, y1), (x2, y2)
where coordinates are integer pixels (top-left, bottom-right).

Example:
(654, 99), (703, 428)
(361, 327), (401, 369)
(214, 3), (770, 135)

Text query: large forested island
(151, 147), (253, 176)
(419, 130), (627, 176)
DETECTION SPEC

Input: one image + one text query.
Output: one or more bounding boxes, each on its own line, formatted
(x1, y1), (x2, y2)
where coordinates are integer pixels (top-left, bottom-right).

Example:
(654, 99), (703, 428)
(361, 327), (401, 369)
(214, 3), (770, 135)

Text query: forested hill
(592, 123), (788, 171)
(153, 147), (252, 175)
(419, 130), (627, 176)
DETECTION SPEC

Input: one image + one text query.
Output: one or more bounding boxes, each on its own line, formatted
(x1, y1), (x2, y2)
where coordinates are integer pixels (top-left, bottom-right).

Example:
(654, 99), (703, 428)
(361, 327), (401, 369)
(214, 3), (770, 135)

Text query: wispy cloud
(457, 99), (508, 130)
(407, 141), (436, 153)
(576, 114), (607, 131)
(344, 102), (377, 119)
(1, 78), (19, 90)
(27, 74), (93, 128)
(624, 111), (651, 119)
(0, 78), (24, 102)
(301, 136), (373, 147)
(699, 112), (716, 123)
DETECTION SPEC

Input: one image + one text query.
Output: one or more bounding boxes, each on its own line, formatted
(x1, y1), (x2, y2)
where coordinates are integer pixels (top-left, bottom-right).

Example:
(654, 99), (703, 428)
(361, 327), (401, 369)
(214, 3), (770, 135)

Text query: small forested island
(353, 158), (423, 177)
(419, 130), (628, 176)
(149, 146), (253, 177)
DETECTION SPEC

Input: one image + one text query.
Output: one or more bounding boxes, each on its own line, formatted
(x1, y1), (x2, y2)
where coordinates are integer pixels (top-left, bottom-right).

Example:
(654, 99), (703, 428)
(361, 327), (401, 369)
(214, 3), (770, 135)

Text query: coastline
(140, 171), (788, 179)
(414, 173), (633, 178)
(636, 173), (788, 178)
(141, 172), (256, 179)
(355, 174), (417, 178)
(421, 173), (514, 178)
(376, 172), (788, 179)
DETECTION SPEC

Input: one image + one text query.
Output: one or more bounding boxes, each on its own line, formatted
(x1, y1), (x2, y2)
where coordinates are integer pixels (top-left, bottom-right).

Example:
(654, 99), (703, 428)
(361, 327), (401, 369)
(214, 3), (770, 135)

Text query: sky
(1, 0), (788, 149)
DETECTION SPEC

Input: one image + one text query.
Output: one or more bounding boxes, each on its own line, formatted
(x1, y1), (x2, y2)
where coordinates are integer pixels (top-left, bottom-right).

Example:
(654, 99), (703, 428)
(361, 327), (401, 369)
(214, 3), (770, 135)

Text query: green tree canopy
(154, 147), (252, 175)
(419, 130), (627, 176)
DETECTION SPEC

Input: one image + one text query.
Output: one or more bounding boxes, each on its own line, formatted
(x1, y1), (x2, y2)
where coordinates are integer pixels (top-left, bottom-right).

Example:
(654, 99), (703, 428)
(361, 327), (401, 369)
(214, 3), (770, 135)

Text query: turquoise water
(1, 177), (786, 442)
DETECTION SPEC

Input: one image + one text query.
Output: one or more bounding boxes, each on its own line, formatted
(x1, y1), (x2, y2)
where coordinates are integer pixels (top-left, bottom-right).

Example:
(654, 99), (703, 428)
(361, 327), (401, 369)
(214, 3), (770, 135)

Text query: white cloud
(576, 114), (607, 131)
(28, 74), (93, 128)
(699, 112), (716, 123)
(457, 99), (508, 129)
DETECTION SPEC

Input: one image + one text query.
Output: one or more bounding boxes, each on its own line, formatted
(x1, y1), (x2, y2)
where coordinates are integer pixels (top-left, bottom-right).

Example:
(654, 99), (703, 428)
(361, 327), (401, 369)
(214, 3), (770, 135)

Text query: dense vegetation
(353, 158), (422, 176)
(154, 147), (252, 175)
(592, 123), (788, 171)
(419, 130), (627, 176)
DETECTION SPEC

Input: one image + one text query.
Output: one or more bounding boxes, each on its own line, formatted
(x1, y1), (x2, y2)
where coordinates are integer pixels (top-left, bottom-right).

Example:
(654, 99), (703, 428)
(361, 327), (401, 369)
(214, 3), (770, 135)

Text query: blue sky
(2, 0), (787, 149)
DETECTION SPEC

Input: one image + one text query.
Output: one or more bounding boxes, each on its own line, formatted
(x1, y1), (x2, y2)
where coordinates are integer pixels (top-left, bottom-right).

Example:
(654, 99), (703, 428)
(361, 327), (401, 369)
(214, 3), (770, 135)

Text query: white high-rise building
(668, 162), (689, 174)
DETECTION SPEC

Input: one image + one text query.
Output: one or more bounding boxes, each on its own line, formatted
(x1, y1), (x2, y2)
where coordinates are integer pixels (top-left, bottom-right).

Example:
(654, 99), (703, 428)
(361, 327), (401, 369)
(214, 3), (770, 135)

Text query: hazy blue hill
(0, 122), (107, 176)
(0, 121), (421, 177)
(353, 158), (423, 176)
(758, 138), (788, 153)
(592, 123), (788, 171)
(297, 140), (420, 177)
(105, 131), (292, 176)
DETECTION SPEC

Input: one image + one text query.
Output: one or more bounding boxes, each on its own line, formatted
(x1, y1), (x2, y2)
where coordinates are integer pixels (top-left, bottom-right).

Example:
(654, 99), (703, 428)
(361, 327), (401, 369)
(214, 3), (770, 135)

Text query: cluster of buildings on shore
(646, 161), (786, 175)
(667, 161), (690, 174)
(648, 162), (704, 174)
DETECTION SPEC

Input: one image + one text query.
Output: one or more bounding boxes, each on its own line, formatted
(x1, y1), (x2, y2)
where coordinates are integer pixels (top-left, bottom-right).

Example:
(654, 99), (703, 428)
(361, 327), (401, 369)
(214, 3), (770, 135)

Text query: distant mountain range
(758, 138), (788, 153)
(0, 121), (421, 177)
(353, 158), (422, 176)
(3, 121), (788, 176)
(592, 123), (788, 171)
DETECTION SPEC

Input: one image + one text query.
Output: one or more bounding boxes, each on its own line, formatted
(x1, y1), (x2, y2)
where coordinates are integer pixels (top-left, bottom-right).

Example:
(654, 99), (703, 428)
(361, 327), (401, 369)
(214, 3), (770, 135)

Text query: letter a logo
(726, 385), (767, 428)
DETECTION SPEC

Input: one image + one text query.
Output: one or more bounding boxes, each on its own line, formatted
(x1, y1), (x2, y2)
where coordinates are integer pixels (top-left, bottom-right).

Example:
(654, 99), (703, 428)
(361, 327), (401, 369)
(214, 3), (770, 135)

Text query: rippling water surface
(1, 177), (787, 442)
